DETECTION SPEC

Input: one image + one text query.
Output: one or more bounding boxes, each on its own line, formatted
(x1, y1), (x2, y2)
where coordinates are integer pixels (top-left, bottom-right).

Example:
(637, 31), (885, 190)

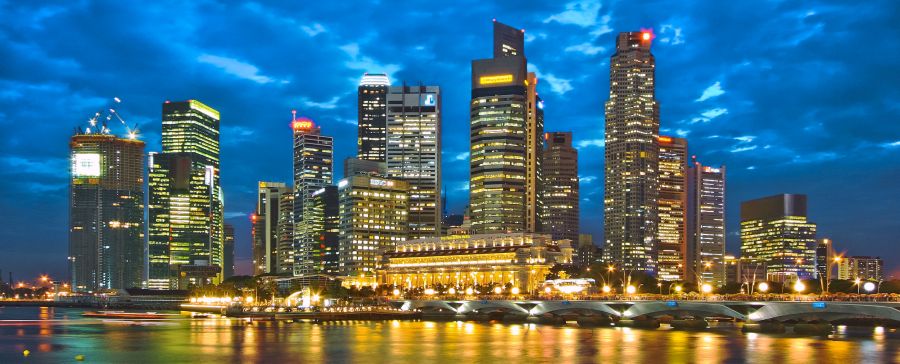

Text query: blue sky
(0, 0), (897, 281)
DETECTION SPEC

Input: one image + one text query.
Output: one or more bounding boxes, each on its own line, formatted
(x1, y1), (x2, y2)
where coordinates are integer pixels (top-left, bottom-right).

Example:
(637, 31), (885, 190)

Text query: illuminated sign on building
(703, 166), (722, 174)
(369, 178), (395, 187)
(479, 74), (514, 85)
(73, 153), (101, 177)
(420, 93), (436, 106)
(658, 136), (673, 143)
(292, 118), (315, 131)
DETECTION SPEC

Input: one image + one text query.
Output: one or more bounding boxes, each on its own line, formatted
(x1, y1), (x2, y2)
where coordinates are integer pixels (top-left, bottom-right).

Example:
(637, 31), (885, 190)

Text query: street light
(863, 282), (876, 293)
(854, 278), (862, 295)
(602, 285), (611, 293)
(493, 286), (502, 295)
(757, 282), (769, 293)
(625, 285), (636, 294)
(701, 283), (713, 294)
(793, 280), (805, 293)
(674, 286), (683, 293)
(392, 289), (401, 297)
(511, 287), (520, 295)
(657, 282), (662, 295)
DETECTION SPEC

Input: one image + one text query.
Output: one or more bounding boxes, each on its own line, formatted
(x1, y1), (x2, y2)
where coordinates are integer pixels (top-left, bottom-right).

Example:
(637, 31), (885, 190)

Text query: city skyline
(1, 1), (898, 281)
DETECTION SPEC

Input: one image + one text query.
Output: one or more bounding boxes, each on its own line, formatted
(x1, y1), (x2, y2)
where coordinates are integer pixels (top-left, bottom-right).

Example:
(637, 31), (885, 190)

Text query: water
(1, 306), (899, 363)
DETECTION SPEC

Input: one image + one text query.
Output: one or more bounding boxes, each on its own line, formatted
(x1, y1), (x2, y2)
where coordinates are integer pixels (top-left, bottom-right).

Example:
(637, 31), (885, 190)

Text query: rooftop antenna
(291, 109), (297, 122)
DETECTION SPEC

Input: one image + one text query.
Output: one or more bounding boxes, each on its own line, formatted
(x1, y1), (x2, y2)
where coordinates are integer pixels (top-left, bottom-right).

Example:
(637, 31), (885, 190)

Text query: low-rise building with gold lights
(378, 233), (572, 292)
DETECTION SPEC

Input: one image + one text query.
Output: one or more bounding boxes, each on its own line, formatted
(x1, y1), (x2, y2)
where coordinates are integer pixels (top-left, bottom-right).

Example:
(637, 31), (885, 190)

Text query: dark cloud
(0, 0), (896, 280)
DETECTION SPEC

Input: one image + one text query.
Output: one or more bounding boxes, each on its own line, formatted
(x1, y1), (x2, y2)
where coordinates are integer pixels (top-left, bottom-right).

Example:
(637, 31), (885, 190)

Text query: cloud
(453, 152), (469, 161)
(576, 139), (605, 148)
(734, 135), (756, 143)
(658, 24), (684, 45)
(300, 96), (341, 109)
(0, 155), (67, 176)
(340, 43), (402, 80)
(730, 145), (758, 153)
(564, 42), (605, 56)
(675, 129), (690, 137)
(690, 108), (729, 123)
(696, 81), (725, 102)
(224, 212), (248, 219)
(301, 23), (326, 37)
(579, 175), (597, 183)
(197, 54), (285, 84)
(746, 166), (756, 170)
(544, 0), (602, 27)
(882, 140), (900, 148)
(528, 63), (574, 95)
(221, 126), (256, 145)
(791, 151), (838, 164)
(454, 181), (469, 192)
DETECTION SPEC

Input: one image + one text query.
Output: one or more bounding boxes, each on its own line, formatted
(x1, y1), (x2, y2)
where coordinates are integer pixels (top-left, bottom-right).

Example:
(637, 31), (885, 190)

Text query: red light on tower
(642, 32), (651, 41)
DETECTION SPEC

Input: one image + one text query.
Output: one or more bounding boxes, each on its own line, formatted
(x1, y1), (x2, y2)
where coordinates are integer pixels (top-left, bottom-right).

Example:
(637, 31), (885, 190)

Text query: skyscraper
(470, 20), (532, 234)
(657, 136), (687, 282)
(291, 116), (333, 276)
(386, 84), (442, 239)
(740, 194), (817, 282)
(337, 175), (408, 279)
(252, 182), (290, 275)
(223, 224), (235, 279)
(69, 133), (144, 291)
(815, 238), (835, 281)
(525, 71), (545, 234)
(542, 132), (579, 243)
(686, 160), (726, 286)
(602, 31), (660, 274)
(358, 73), (391, 162)
(148, 100), (223, 289)
(297, 186), (340, 275)
(276, 193), (295, 275)
(837, 256), (883, 281)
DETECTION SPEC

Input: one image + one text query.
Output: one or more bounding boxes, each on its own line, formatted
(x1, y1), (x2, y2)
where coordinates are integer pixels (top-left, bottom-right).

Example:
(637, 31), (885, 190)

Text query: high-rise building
(602, 31), (660, 274)
(337, 175), (409, 279)
(574, 234), (599, 268)
(344, 157), (386, 178)
(740, 194), (817, 282)
(276, 193), (295, 275)
(686, 160), (726, 285)
(815, 238), (835, 281)
(148, 100), (223, 289)
(542, 132), (579, 243)
(297, 186), (340, 275)
(69, 133), (145, 291)
(291, 116), (333, 276)
(656, 136), (687, 282)
(386, 84), (442, 239)
(252, 182), (290, 275)
(358, 73), (391, 162)
(223, 224), (235, 279)
(837, 256), (883, 281)
(470, 20), (533, 234)
(525, 71), (545, 234)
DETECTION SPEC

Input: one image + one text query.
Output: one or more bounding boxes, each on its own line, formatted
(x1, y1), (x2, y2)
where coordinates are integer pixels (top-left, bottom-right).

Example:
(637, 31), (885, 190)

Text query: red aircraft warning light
(642, 32), (651, 41)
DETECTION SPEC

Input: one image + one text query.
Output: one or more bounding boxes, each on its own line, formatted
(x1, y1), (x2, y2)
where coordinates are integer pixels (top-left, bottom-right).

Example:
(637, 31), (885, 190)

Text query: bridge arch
(623, 301), (747, 321)
(748, 302), (900, 323)
(531, 301), (621, 317)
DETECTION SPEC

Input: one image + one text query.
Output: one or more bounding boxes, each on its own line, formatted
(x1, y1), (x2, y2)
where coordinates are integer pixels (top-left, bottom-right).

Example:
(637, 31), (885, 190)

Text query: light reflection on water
(1, 307), (899, 363)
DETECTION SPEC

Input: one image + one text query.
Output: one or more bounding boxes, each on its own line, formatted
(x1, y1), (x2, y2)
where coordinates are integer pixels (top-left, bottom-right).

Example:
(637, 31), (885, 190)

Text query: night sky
(1, 1), (897, 283)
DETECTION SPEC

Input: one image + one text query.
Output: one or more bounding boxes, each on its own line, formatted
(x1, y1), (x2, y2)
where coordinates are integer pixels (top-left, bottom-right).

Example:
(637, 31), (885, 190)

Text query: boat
(82, 311), (177, 319)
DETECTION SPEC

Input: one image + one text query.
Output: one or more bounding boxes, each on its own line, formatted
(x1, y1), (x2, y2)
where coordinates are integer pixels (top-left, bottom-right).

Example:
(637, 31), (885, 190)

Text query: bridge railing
(390, 293), (900, 302)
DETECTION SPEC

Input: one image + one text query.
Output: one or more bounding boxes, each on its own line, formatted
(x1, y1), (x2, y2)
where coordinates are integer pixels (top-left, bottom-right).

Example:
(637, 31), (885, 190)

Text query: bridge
(393, 299), (900, 323)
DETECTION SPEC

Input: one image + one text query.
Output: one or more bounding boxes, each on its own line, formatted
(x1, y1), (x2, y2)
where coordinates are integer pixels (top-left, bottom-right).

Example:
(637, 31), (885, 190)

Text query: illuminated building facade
(291, 116), (333, 276)
(837, 256), (883, 281)
(657, 136), (687, 282)
(276, 193), (295, 275)
(69, 134), (145, 291)
(148, 100), (223, 289)
(542, 132), (578, 243)
(378, 233), (573, 292)
(470, 20), (534, 234)
(687, 160), (726, 285)
(386, 84), (442, 239)
(740, 194), (817, 282)
(358, 73), (391, 162)
(602, 31), (660, 274)
(337, 175), (409, 278)
(252, 182), (290, 275)
(297, 186), (340, 275)
(223, 224), (235, 279)
(815, 238), (835, 281)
